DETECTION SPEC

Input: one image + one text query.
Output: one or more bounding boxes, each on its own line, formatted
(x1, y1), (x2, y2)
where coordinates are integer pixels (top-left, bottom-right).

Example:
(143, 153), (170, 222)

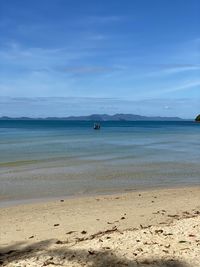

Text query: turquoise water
(0, 120), (200, 203)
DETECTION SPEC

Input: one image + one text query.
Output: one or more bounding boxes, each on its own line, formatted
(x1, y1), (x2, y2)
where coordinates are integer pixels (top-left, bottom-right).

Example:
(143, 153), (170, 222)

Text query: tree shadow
(0, 240), (189, 267)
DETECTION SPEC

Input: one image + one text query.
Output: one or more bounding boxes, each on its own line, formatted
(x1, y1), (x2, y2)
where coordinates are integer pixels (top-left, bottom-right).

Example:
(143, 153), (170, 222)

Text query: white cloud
(145, 64), (200, 77)
(0, 97), (199, 119)
(161, 80), (200, 94)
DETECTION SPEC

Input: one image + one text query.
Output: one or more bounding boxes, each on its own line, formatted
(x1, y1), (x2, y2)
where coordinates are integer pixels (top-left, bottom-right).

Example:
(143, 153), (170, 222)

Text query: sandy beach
(0, 186), (200, 266)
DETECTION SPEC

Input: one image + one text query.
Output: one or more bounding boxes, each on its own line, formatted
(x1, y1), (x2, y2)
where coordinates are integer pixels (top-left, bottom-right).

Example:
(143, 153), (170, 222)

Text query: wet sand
(0, 186), (200, 266)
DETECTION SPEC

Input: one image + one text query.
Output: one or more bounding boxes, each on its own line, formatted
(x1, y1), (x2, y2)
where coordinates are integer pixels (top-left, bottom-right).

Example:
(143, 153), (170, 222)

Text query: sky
(0, 0), (200, 118)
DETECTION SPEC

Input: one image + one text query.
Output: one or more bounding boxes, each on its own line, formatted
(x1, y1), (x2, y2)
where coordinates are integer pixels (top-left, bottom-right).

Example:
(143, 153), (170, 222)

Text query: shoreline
(1, 183), (200, 209)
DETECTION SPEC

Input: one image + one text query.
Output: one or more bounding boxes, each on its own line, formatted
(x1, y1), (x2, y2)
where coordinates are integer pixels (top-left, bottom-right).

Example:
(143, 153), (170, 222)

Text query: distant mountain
(0, 114), (184, 121)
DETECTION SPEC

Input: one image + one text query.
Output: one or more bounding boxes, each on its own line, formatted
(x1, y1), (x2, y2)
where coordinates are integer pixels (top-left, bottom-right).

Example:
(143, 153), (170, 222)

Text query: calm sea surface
(0, 120), (200, 204)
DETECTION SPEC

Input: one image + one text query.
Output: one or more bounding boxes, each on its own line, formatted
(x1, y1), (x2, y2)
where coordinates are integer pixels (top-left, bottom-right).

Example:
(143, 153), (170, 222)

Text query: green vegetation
(195, 114), (200, 122)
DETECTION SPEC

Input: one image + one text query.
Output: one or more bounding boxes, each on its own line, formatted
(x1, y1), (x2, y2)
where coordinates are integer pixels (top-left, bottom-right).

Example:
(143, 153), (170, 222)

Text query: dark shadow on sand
(0, 239), (189, 267)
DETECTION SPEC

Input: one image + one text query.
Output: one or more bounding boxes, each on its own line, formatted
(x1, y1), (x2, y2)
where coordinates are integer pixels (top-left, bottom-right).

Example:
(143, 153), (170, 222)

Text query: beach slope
(0, 186), (200, 266)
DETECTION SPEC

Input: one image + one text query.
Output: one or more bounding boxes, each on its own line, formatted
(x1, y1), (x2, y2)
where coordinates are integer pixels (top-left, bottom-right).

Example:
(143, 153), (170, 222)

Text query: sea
(0, 120), (200, 205)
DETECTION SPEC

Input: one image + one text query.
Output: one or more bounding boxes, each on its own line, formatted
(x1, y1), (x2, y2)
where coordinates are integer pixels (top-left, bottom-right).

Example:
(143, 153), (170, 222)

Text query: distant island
(0, 114), (184, 121)
(195, 114), (200, 122)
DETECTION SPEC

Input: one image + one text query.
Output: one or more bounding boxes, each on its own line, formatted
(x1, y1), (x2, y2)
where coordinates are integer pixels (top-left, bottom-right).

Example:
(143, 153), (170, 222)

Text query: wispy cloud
(145, 64), (200, 77)
(87, 15), (123, 24)
(63, 66), (115, 74)
(149, 80), (200, 97)
(0, 40), (125, 79)
(162, 80), (200, 93)
(0, 41), (89, 62)
(0, 97), (199, 119)
(0, 41), (98, 78)
(87, 34), (107, 41)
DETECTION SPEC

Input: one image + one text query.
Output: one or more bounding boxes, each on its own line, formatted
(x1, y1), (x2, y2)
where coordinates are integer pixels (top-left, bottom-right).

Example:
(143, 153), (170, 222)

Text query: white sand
(0, 186), (200, 266)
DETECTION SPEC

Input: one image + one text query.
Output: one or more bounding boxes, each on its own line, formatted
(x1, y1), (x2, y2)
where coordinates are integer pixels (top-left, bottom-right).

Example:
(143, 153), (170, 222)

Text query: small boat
(93, 123), (101, 130)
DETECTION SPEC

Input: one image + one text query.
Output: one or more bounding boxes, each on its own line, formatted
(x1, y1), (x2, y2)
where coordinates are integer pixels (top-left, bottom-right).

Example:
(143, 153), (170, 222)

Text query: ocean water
(0, 120), (200, 204)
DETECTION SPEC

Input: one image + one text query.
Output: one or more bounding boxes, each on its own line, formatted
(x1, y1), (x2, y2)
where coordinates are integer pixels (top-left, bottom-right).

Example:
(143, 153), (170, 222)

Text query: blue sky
(0, 0), (199, 118)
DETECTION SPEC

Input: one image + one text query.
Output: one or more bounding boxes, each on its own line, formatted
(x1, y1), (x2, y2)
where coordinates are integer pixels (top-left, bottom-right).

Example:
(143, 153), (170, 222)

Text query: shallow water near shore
(0, 120), (200, 204)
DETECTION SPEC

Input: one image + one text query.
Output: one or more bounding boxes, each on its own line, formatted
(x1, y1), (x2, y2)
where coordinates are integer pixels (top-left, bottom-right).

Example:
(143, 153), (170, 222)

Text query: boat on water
(93, 123), (101, 130)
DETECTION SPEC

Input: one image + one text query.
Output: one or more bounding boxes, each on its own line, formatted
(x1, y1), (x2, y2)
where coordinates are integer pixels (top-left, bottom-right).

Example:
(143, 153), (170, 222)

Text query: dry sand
(0, 186), (200, 266)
